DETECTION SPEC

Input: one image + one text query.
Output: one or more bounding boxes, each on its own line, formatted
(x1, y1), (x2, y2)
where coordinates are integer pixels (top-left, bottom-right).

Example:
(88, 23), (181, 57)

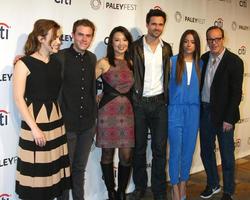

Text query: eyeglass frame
(206, 37), (223, 43)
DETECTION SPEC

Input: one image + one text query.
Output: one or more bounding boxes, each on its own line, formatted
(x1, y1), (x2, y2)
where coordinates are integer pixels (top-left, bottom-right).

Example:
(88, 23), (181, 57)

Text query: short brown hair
(72, 19), (95, 35)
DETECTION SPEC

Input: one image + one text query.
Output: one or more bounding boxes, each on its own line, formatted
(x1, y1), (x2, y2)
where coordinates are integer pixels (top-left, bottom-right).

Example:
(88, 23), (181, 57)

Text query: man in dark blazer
(199, 26), (244, 200)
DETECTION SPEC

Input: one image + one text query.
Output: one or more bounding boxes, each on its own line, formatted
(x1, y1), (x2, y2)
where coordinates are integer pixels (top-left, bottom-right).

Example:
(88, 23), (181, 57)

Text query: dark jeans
(133, 97), (167, 197)
(200, 103), (235, 195)
(59, 125), (96, 200)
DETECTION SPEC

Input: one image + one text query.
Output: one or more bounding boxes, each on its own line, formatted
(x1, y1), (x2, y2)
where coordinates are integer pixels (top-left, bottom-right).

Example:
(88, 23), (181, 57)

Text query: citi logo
(0, 23), (10, 40)
(55, 0), (71, 5)
(0, 109), (9, 126)
(239, 0), (247, 7)
(238, 46), (246, 55)
(214, 18), (224, 28)
(0, 193), (12, 200)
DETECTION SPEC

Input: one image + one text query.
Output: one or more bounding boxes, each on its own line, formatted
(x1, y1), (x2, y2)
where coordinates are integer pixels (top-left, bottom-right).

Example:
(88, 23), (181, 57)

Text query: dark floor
(127, 155), (250, 200)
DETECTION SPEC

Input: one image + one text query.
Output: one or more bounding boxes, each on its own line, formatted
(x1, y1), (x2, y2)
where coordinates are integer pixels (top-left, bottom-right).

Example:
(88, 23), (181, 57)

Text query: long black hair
(107, 26), (133, 69)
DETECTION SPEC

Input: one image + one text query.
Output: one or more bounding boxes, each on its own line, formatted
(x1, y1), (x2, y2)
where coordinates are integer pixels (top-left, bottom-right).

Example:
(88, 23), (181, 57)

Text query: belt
(141, 93), (164, 103)
(201, 102), (210, 108)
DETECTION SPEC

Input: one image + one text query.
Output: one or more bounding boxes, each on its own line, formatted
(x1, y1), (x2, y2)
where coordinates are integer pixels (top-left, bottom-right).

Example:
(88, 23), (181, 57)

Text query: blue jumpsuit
(168, 55), (202, 185)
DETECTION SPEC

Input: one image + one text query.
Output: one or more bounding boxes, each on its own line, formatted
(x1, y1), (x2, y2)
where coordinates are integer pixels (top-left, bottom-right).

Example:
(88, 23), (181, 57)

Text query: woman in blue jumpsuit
(168, 30), (202, 200)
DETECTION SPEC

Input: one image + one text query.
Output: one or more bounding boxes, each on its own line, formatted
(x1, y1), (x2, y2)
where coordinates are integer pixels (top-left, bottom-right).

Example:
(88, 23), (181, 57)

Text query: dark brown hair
(176, 29), (201, 84)
(72, 19), (95, 35)
(24, 19), (60, 55)
(146, 9), (166, 24)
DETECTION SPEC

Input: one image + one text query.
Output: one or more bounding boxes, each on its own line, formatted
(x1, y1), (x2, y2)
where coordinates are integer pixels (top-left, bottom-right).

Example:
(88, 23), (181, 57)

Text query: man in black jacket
(199, 26), (244, 200)
(130, 9), (172, 200)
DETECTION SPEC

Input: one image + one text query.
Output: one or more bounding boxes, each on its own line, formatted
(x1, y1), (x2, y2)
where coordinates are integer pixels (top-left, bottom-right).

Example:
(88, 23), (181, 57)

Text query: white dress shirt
(143, 37), (164, 97)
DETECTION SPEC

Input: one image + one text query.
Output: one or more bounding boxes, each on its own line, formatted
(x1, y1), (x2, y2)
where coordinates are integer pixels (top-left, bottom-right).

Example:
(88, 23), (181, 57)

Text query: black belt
(201, 102), (210, 108)
(141, 93), (164, 103)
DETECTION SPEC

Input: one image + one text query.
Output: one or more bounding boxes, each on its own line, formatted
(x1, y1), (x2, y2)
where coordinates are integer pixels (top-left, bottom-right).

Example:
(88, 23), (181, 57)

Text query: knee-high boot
(116, 163), (131, 200)
(101, 162), (117, 200)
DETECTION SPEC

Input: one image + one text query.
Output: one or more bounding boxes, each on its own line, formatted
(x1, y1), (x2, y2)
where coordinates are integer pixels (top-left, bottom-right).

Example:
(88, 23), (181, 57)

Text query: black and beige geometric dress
(15, 56), (71, 200)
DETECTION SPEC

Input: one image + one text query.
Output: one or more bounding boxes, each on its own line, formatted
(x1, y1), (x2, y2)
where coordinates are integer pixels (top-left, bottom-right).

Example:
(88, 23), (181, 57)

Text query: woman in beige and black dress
(13, 19), (70, 200)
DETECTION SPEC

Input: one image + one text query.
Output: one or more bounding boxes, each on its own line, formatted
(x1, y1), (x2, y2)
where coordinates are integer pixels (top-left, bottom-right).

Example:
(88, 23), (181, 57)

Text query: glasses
(207, 37), (223, 43)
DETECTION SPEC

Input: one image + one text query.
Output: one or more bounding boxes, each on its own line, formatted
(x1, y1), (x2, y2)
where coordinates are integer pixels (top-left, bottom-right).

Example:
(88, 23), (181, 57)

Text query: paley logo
(174, 11), (205, 24)
(237, 117), (250, 124)
(0, 109), (9, 126)
(214, 18), (224, 28)
(0, 22), (10, 40)
(54, 0), (71, 5)
(219, 0), (232, 3)
(90, 0), (137, 11)
(0, 73), (12, 82)
(60, 34), (72, 42)
(234, 138), (241, 148)
(0, 156), (18, 168)
(231, 21), (250, 31)
(0, 193), (12, 200)
(239, 0), (247, 7)
(238, 45), (246, 55)
(90, 0), (102, 10)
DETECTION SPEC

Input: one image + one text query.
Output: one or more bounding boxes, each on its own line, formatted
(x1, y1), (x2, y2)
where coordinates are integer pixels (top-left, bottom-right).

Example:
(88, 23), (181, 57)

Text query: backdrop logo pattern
(60, 34), (72, 42)
(239, 0), (247, 7)
(0, 109), (9, 126)
(0, 73), (12, 82)
(244, 73), (250, 77)
(231, 21), (237, 31)
(90, 0), (102, 10)
(0, 193), (12, 200)
(174, 11), (205, 24)
(54, 0), (72, 5)
(238, 45), (246, 55)
(0, 156), (18, 168)
(231, 21), (250, 31)
(238, 117), (250, 124)
(175, 11), (182, 23)
(234, 138), (241, 148)
(219, 0), (232, 3)
(90, 0), (137, 10)
(214, 18), (224, 28)
(0, 23), (10, 40)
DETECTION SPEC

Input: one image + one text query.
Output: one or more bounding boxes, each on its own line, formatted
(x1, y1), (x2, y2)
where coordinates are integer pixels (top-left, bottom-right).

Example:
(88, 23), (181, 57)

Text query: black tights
(101, 147), (133, 166)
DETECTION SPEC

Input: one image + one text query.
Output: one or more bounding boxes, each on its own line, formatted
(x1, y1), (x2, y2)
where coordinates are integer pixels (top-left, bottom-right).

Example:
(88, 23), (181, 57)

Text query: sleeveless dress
(15, 56), (71, 200)
(96, 59), (134, 148)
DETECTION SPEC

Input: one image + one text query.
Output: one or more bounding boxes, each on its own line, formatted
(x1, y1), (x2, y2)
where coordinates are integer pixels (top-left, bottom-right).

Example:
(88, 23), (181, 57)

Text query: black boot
(101, 162), (117, 200)
(116, 163), (132, 200)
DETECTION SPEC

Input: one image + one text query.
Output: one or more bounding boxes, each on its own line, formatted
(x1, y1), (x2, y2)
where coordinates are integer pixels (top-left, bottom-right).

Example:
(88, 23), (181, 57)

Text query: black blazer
(201, 49), (244, 126)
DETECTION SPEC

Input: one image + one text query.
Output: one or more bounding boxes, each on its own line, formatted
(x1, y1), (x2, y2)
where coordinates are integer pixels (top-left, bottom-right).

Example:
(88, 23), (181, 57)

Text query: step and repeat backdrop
(1, 0), (250, 199)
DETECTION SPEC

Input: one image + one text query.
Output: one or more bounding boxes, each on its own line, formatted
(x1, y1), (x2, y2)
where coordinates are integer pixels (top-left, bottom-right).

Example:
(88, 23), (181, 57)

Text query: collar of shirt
(143, 36), (163, 51)
(209, 47), (226, 64)
(69, 44), (86, 58)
